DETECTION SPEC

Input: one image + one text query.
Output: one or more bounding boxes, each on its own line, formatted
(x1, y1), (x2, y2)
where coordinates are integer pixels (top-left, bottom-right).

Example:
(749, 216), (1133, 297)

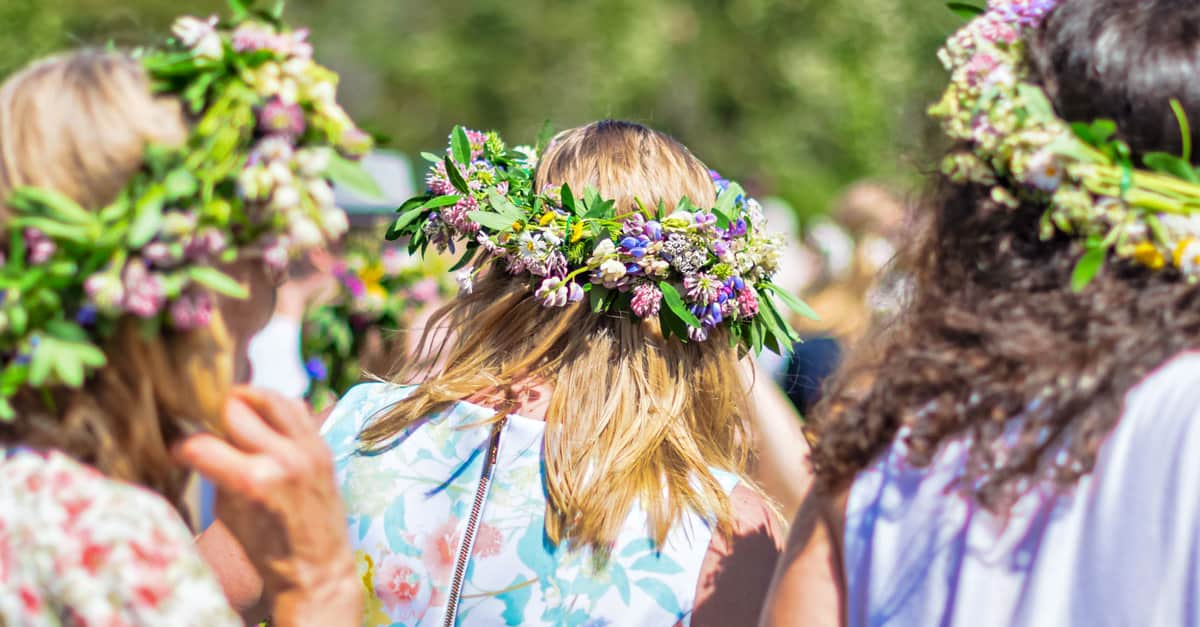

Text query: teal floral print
(323, 383), (738, 626)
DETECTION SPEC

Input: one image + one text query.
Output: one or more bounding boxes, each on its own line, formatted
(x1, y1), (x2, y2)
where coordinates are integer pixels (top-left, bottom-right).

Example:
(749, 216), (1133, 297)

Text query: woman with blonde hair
(0, 7), (374, 625)
(206, 120), (804, 624)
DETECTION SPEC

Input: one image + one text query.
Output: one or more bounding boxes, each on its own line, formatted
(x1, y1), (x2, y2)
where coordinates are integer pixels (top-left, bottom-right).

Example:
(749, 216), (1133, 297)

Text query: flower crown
(302, 238), (453, 411)
(0, 1), (374, 419)
(387, 126), (814, 353)
(934, 0), (1200, 289)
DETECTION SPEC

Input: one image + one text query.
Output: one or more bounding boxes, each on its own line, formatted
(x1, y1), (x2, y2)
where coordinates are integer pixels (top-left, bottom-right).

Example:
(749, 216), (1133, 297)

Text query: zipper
(442, 417), (507, 627)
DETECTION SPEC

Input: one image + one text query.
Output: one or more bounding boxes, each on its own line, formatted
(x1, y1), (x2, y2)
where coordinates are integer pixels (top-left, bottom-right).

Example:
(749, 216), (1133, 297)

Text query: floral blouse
(323, 382), (745, 626)
(0, 448), (240, 626)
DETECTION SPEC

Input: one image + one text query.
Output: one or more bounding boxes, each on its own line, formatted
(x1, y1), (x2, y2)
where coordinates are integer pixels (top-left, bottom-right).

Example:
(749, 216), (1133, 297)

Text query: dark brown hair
(808, 0), (1200, 508)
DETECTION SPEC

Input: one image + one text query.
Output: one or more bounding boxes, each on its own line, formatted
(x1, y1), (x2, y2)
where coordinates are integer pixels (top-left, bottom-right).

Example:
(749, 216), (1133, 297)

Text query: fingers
(223, 396), (295, 457)
(231, 386), (314, 439)
(175, 433), (264, 495)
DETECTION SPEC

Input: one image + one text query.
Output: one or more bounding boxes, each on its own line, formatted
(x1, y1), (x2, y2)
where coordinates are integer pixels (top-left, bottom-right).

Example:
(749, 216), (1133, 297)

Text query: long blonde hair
(0, 51), (234, 513)
(361, 120), (752, 551)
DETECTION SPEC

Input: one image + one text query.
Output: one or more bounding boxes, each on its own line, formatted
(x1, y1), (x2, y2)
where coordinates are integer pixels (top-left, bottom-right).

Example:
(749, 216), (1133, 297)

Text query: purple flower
(142, 242), (176, 267)
(535, 277), (575, 307)
(694, 212), (717, 230)
(619, 236), (650, 259)
(712, 239), (731, 259)
(75, 305), (98, 326)
(258, 97), (306, 138)
(340, 271), (366, 299)
(727, 219), (747, 238)
(85, 273), (125, 314)
(737, 288), (759, 317)
(168, 290), (214, 330)
(622, 213), (647, 237)
(710, 170), (730, 194)
(688, 325), (709, 342)
(305, 357), (328, 382)
(991, 0), (1057, 27)
(730, 276), (746, 291)
(25, 228), (55, 265)
(643, 220), (664, 242)
(630, 283), (663, 317)
(684, 273), (721, 306)
(122, 261), (165, 319)
(185, 228), (227, 260)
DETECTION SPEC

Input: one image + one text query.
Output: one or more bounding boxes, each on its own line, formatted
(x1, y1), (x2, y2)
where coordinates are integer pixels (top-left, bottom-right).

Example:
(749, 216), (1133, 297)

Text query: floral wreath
(301, 239), (453, 411)
(935, 0), (1200, 289)
(0, 1), (375, 419)
(387, 126), (814, 353)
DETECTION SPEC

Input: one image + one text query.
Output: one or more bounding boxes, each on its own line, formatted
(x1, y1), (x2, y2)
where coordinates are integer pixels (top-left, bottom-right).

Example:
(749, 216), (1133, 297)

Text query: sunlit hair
(0, 51), (234, 514)
(361, 120), (753, 551)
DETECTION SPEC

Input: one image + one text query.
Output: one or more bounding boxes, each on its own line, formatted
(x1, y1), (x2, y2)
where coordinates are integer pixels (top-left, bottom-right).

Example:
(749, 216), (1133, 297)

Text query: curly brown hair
(808, 0), (1200, 508)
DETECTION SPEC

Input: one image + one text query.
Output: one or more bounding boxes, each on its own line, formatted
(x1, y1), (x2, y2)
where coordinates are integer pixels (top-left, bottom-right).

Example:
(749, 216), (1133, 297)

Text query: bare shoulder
(691, 483), (786, 627)
(758, 486), (849, 627)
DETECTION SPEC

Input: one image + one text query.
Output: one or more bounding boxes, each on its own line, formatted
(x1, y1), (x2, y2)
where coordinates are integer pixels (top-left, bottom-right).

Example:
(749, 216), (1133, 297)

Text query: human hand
(176, 386), (360, 627)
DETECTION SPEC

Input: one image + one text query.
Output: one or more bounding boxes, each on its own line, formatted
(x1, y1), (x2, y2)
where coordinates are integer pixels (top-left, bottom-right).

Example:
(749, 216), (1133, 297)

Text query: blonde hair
(362, 120), (752, 551)
(0, 51), (234, 514)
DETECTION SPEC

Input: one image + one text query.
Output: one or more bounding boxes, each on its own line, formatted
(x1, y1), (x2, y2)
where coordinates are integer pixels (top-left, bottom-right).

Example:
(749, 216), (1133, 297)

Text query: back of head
(371, 120), (752, 551)
(810, 0), (1200, 507)
(0, 51), (230, 511)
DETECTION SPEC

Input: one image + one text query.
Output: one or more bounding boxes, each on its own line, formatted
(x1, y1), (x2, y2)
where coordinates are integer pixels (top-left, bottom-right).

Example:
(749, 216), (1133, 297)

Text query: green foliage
(0, 0), (956, 220)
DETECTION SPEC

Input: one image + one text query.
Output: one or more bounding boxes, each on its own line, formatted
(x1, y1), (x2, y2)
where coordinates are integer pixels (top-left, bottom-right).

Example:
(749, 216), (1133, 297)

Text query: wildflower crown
(934, 0), (1200, 289)
(388, 125), (814, 353)
(0, 0), (374, 418)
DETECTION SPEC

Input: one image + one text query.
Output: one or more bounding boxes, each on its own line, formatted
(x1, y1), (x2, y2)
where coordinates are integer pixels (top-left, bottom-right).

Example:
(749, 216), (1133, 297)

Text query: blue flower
(619, 236), (650, 259)
(305, 357), (328, 382)
(75, 305), (98, 326)
(643, 220), (663, 242)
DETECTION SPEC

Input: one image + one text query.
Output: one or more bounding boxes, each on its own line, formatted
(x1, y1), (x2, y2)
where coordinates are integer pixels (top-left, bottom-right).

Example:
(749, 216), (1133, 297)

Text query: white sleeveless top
(844, 352), (1200, 626)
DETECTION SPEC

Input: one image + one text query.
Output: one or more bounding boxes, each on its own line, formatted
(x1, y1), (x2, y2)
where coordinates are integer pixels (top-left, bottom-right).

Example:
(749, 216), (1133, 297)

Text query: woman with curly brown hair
(763, 0), (1200, 625)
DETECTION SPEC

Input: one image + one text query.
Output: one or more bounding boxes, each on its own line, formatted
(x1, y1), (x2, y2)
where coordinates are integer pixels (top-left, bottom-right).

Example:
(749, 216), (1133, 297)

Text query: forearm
(743, 361), (814, 516)
(270, 570), (362, 627)
(196, 521), (269, 623)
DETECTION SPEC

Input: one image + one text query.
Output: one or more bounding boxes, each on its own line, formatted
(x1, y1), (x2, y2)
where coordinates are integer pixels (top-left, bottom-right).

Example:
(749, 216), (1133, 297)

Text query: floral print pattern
(323, 383), (739, 626)
(0, 448), (239, 626)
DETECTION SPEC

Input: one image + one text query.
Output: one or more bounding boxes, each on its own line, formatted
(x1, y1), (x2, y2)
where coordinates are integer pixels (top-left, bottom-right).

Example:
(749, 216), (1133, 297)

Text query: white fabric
(844, 352), (1200, 627)
(247, 315), (309, 399)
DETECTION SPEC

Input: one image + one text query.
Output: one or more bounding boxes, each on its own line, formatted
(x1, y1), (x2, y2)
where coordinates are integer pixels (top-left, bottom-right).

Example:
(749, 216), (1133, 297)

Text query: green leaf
(75, 343), (107, 368)
(164, 168), (198, 199)
(421, 194), (464, 210)
(387, 207), (425, 240)
(560, 183), (577, 215)
(1143, 152), (1200, 183)
(449, 245), (478, 272)
(227, 0), (251, 21)
(467, 210), (519, 232)
(187, 266), (249, 299)
(0, 398), (13, 422)
(659, 282), (701, 327)
(54, 348), (85, 388)
(420, 151), (443, 164)
(45, 320), (88, 342)
(714, 182), (743, 224)
(443, 157), (470, 194)
(1017, 84), (1055, 120)
(325, 153), (382, 199)
(486, 189), (524, 221)
(585, 199), (615, 220)
(1071, 246), (1106, 292)
(589, 286), (610, 313)
(27, 341), (54, 387)
(128, 184), (165, 248)
(9, 307), (27, 336)
(10, 217), (91, 245)
(9, 187), (96, 226)
(451, 126), (472, 165)
(946, 1), (985, 20)
(1171, 98), (1192, 163)
(764, 283), (820, 321)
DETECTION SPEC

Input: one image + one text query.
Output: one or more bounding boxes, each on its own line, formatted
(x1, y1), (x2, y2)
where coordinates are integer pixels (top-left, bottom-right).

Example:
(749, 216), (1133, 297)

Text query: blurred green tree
(0, 0), (958, 220)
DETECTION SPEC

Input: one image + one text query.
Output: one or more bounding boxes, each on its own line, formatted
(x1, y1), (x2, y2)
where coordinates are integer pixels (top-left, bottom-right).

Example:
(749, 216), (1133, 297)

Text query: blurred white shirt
(247, 315), (310, 399)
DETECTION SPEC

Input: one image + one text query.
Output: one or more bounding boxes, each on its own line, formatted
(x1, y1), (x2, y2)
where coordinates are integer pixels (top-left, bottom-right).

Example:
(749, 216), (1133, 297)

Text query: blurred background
(0, 0), (959, 221)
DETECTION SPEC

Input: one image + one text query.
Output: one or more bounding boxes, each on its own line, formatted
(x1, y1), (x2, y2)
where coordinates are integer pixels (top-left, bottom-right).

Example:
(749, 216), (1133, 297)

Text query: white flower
(288, 216), (324, 248)
(597, 259), (627, 289)
(267, 161), (295, 188)
(516, 232), (548, 262)
(456, 267), (475, 294)
(320, 207), (349, 238)
(308, 80), (337, 108)
(295, 147), (331, 177)
(587, 239), (617, 265)
(237, 166), (273, 201)
(271, 185), (302, 211)
(172, 16), (221, 59)
(281, 58), (313, 80)
(1026, 149), (1063, 192)
(255, 137), (295, 164)
(307, 179), (336, 210)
